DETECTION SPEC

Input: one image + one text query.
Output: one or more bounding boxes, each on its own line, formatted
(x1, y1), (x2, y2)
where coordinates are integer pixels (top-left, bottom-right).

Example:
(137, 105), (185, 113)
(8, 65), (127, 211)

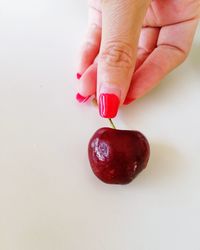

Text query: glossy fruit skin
(88, 128), (150, 185)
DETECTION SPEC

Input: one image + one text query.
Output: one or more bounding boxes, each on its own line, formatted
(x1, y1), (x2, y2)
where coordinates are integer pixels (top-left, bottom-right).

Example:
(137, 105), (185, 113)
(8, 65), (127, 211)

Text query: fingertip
(99, 93), (120, 118)
(97, 83), (121, 118)
(77, 63), (97, 99)
(76, 93), (91, 103)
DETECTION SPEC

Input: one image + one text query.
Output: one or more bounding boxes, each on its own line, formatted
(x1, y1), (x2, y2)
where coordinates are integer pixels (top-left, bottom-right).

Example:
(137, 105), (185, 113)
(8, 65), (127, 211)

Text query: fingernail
(123, 97), (135, 105)
(99, 94), (120, 118)
(76, 93), (90, 103)
(76, 73), (82, 80)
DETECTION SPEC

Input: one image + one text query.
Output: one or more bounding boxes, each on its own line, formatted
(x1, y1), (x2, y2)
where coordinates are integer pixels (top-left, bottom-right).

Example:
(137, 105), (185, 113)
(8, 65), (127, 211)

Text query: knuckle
(100, 41), (134, 69)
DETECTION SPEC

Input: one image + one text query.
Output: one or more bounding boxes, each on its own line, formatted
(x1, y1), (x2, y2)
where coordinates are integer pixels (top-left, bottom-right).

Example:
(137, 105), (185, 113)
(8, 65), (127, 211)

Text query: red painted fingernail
(76, 73), (82, 80)
(76, 93), (90, 103)
(99, 94), (120, 118)
(123, 97), (135, 105)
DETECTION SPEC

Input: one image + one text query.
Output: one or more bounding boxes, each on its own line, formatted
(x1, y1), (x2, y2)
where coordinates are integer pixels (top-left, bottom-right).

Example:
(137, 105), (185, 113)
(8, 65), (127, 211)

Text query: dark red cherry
(88, 128), (150, 185)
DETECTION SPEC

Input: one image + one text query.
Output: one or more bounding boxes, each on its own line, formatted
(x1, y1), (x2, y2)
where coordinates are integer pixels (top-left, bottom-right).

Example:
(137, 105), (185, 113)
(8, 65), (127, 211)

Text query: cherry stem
(109, 119), (116, 129)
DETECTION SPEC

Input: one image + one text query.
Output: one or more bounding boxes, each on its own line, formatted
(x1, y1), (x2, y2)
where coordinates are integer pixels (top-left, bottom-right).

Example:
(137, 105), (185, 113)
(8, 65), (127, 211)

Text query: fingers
(125, 19), (199, 103)
(76, 63), (97, 103)
(135, 26), (160, 71)
(76, 5), (102, 79)
(97, 0), (150, 118)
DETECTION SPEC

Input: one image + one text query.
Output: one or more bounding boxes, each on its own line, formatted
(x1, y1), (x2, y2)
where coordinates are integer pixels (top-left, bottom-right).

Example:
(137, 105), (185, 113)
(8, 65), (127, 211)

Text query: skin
(77, 0), (200, 107)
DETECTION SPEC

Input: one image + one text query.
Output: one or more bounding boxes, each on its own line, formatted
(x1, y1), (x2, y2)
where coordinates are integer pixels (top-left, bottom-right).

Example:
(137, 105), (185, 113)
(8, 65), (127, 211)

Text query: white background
(0, 1), (200, 249)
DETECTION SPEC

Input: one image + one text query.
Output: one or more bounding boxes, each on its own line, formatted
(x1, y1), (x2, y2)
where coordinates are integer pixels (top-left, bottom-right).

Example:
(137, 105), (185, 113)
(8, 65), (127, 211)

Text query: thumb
(97, 0), (150, 118)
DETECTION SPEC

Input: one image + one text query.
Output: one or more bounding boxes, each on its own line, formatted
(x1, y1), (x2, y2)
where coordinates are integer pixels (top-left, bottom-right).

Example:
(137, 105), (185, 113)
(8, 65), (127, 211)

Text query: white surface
(0, 1), (200, 249)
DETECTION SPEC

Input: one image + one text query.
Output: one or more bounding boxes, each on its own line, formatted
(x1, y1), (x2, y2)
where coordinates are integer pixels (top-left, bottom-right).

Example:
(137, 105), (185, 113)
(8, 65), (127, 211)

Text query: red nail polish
(99, 94), (120, 118)
(77, 73), (82, 80)
(76, 93), (90, 103)
(123, 97), (135, 105)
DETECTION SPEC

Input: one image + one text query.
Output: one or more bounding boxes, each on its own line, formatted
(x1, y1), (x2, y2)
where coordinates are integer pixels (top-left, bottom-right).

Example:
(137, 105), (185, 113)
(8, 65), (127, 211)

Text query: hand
(76, 0), (200, 118)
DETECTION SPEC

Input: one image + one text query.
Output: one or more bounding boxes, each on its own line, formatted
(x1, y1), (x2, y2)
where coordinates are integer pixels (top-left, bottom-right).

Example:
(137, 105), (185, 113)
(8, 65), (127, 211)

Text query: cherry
(88, 126), (150, 185)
